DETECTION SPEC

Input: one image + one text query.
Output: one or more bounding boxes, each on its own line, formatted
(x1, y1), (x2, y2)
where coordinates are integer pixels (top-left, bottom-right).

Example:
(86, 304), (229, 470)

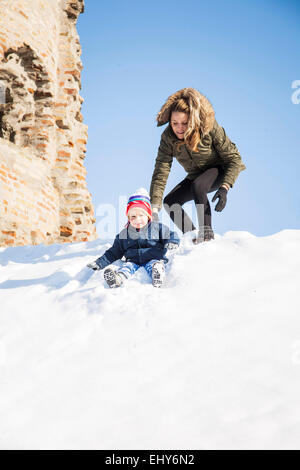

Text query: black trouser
(163, 166), (225, 233)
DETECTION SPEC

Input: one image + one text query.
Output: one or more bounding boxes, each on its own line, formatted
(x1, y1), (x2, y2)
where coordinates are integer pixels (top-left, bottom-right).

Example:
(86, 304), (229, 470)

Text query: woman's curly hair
(156, 87), (215, 153)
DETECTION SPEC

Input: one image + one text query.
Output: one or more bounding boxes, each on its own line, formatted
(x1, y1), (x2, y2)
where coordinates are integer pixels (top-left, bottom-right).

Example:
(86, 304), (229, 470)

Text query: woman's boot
(192, 226), (215, 244)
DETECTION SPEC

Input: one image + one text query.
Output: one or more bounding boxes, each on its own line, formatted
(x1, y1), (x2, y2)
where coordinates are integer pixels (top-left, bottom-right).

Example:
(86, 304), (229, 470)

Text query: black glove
(165, 242), (179, 252)
(87, 261), (101, 271)
(212, 187), (228, 212)
(152, 210), (159, 222)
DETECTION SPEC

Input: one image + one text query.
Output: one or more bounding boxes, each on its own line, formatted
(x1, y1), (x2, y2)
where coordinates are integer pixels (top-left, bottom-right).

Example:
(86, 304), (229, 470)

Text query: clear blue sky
(77, 0), (300, 237)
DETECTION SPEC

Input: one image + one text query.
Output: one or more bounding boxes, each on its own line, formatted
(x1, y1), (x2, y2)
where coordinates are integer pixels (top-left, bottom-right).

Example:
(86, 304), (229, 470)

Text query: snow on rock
(0, 229), (300, 450)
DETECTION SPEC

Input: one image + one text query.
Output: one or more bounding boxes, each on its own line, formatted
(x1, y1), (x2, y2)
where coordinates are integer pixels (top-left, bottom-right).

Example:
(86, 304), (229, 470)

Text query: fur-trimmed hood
(156, 87), (215, 137)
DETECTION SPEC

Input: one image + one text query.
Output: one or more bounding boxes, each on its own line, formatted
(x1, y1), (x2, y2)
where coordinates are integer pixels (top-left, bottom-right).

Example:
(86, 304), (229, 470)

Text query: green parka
(150, 93), (246, 209)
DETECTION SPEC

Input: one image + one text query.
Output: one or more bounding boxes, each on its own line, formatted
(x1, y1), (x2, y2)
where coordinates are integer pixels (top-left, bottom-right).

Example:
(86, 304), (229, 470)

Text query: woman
(149, 88), (246, 243)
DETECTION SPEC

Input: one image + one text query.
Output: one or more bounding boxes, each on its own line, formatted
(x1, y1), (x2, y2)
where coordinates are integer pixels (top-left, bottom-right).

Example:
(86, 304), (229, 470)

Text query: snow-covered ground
(0, 229), (300, 450)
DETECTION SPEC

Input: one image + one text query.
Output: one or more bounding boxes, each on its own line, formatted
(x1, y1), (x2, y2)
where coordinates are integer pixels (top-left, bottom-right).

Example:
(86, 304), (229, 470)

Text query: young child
(87, 188), (180, 288)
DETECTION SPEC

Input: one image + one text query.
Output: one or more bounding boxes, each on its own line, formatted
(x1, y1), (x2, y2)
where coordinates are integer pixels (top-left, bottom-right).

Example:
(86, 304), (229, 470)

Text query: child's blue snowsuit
(95, 221), (180, 279)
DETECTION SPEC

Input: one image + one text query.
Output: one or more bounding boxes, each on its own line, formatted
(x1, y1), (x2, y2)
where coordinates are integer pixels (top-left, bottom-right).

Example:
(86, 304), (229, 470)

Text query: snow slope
(0, 229), (300, 450)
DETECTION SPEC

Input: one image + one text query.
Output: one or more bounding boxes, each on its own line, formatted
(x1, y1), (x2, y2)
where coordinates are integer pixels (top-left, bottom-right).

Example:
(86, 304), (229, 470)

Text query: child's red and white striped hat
(126, 187), (152, 220)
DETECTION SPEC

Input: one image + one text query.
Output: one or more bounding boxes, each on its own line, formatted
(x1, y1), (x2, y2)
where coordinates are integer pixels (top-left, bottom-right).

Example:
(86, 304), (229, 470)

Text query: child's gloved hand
(165, 242), (179, 252)
(87, 261), (101, 271)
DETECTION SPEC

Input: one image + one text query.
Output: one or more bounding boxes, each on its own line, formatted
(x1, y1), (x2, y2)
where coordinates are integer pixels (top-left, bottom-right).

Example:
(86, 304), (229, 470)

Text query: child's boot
(152, 261), (165, 288)
(103, 268), (126, 288)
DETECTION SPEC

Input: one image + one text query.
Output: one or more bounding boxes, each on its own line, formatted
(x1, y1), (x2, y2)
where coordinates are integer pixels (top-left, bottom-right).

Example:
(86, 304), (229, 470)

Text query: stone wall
(0, 0), (97, 246)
